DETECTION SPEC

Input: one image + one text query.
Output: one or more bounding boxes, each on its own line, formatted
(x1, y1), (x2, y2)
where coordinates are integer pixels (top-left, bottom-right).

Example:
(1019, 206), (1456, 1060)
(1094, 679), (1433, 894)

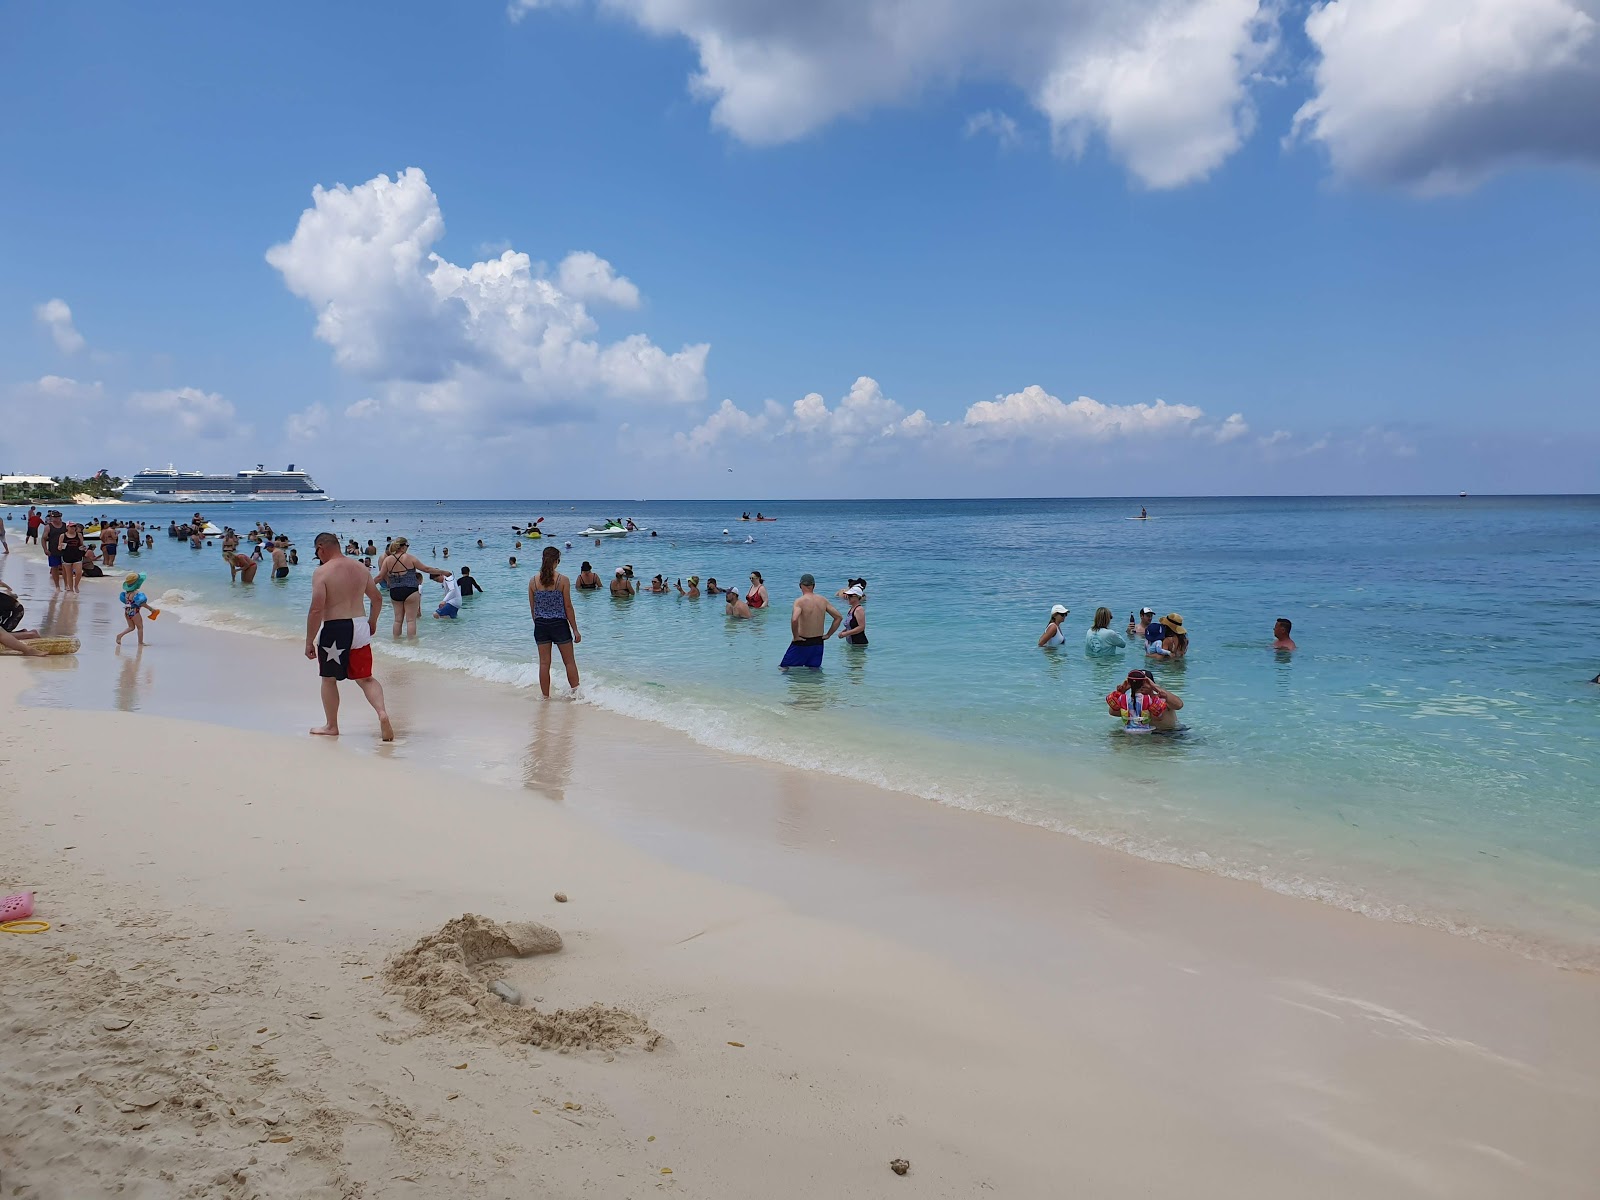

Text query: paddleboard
(1, 635), (80, 656)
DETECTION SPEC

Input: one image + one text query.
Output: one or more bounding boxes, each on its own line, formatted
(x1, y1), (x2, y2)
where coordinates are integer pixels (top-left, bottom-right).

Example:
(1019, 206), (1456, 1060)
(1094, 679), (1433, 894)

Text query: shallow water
(26, 494), (1600, 962)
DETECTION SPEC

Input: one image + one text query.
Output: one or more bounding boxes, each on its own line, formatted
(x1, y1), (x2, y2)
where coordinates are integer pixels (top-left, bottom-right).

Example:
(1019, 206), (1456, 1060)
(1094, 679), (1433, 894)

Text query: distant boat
(121, 463), (330, 502)
(1459, 491), (1469, 498)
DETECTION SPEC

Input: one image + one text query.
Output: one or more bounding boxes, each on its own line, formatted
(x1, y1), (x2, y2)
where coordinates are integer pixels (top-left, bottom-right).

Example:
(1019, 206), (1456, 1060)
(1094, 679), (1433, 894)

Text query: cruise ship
(120, 464), (331, 503)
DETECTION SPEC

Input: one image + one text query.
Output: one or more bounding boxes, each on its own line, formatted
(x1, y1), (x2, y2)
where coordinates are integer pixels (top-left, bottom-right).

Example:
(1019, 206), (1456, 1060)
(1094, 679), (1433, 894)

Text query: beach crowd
(1, 504), (1324, 738)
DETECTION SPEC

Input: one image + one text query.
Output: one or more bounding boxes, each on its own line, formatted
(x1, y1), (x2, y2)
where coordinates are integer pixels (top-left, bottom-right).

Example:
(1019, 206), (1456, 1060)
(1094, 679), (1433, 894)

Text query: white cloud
(128, 387), (237, 439)
(285, 403), (330, 441)
(344, 397), (381, 420)
(785, 376), (916, 445)
(677, 396), (774, 451)
(1212, 412), (1250, 442)
(548, 0), (1280, 189)
(266, 168), (708, 431)
(557, 250), (641, 309)
(507, 0), (572, 22)
(675, 378), (1239, 462)
(34, 374), (101, 399)
(1036, 0), (1278, 189)
(965, 109), (1022, 149)
(1293, 0), (1600, 189)
(35, 298), (85, 354)
(963, 386), (1205, 440)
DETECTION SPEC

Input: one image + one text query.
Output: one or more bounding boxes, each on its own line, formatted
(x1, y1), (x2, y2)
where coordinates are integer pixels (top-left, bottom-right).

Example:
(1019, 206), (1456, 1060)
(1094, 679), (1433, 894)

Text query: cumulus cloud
(507, 0), (1599, 191)
(129, 387), (237, 438)
(963, 386), (1205, 440)
(344, 397), (381, 420)
(1293, 0), (1600, 188)
(677, 396), (777, 451)
(676, 378), (1238, 461)
(965, 109), (1022, 149)
(35, 298), (85, 354)
(285, 403), (330, 441)
(1212, 412), (1250, 442)
(266, 168), (708, 430)
(556, 251), (641, 309)
(538, 0), (1280, 188)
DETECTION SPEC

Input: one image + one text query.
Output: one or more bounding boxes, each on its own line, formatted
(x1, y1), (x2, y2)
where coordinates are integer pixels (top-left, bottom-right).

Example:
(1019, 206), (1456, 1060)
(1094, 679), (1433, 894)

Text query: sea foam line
(158, 590), (1598, 970)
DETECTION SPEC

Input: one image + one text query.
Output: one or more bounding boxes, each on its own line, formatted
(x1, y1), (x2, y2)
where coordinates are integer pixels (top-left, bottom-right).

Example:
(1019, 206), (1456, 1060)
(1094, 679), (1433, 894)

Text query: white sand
(2, 547), (1599, 1198)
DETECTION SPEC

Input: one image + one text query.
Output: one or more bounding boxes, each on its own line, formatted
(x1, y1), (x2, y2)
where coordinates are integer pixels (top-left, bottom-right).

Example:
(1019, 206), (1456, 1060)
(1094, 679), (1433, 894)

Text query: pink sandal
(1, 892), (35, 921)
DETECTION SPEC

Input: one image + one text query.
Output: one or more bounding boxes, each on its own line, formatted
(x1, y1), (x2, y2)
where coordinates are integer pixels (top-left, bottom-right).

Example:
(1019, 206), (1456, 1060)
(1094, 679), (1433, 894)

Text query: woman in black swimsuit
(837, 585), (867, 646)
(574, 561), (603, 590)
(59, 523), (87, 593)
(376, 536), (446, 638)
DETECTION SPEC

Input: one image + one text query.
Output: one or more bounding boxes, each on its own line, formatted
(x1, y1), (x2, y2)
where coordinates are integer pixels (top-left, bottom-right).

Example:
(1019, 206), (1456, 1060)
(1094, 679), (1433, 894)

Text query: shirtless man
(305, 531), (392, 740)
(779, 574), (842, 671)
(1272, 617), (1297, 652)
(271, 537), (290, 580)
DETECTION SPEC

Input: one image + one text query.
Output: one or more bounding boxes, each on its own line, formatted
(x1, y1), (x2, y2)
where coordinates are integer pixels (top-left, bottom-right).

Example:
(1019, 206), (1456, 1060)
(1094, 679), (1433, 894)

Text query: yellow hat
(1163, 613), (1187, 636)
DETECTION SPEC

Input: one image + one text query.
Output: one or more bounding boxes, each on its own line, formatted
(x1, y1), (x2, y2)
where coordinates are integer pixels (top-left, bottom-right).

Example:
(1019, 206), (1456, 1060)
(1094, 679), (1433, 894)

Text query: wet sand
(3, 547), (1598, 1197)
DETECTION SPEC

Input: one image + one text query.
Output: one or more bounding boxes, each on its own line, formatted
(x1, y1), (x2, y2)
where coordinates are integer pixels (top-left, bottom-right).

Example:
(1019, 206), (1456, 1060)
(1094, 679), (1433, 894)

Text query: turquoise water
(33, 496), (1600, 961)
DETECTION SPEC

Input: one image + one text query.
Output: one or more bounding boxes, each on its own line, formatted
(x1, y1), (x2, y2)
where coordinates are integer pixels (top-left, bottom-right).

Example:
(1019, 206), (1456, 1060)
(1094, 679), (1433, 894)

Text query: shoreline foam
(108, 569), (1599, 970)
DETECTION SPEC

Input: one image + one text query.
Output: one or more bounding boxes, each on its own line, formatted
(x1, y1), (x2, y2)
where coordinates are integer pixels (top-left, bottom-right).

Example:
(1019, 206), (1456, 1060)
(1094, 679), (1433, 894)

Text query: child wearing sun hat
(116, 572), (159, 648)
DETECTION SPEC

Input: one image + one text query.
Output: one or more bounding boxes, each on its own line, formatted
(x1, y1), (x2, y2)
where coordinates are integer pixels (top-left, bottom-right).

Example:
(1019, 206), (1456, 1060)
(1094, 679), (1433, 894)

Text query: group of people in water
(1034, 600), (1298, 731)
(16, 506), (157, 594)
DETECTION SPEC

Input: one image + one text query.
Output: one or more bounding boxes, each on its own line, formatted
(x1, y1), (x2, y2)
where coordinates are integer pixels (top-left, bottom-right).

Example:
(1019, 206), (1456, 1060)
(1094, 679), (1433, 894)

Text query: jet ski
(580, 520), (628, 538)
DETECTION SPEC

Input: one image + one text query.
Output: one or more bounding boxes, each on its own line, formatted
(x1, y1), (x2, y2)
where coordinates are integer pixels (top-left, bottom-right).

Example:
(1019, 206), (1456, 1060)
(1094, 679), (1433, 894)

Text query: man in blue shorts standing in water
(779, 574), (842, 671)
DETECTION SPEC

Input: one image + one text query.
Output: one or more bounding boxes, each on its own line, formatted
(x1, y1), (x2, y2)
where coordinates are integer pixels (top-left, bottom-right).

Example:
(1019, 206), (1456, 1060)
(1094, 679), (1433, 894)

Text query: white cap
(615, 568), (625, 576)
(845, 585), (864, 596)
(1051, 604), (1069, 616)
(1140, 607), (1155, 616)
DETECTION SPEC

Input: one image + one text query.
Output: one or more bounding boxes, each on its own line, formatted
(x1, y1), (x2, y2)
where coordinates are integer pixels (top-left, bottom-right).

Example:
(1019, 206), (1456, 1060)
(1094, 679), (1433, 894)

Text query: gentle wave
(157, 591), (1597, 969)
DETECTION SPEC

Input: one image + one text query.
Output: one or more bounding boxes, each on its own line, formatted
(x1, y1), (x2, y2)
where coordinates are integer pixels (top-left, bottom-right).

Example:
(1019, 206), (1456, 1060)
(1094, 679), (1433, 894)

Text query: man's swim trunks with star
(317, 618), (373, 681)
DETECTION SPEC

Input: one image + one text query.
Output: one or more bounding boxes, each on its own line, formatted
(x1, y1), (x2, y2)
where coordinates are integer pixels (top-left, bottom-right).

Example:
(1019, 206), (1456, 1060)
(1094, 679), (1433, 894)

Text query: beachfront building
(0, 474), (58, 502)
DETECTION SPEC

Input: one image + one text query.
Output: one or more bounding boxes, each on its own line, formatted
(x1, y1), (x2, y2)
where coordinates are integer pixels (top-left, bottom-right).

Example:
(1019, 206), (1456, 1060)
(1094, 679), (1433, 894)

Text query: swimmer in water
(1038, 603), (1068, 648)
(1107, 668), (1183, 732)
(1272, 617), (1296, 652)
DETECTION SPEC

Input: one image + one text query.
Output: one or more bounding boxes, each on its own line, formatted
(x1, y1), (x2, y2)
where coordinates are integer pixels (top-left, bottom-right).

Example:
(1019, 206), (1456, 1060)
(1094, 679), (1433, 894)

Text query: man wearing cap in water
(779, 574), (842, 670)
(1127, 606), (1155, 640)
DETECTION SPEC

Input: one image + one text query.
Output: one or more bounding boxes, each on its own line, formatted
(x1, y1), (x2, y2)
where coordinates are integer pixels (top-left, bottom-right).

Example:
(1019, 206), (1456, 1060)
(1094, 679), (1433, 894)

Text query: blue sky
(2, 0), (1597, 498)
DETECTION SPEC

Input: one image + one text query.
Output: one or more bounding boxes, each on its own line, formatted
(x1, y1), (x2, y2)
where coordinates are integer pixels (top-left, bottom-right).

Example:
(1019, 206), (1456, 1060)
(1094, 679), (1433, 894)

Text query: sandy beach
(3, 546), (1599, 1198)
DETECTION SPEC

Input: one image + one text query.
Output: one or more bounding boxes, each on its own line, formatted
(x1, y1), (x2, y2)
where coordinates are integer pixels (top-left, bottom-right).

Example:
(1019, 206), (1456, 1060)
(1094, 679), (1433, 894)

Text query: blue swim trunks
(779, 635), (826, 670)
(436, 602), (459, 618)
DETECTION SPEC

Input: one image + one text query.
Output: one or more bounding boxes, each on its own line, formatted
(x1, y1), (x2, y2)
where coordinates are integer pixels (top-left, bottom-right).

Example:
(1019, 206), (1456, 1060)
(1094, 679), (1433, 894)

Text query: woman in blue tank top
(528, 546), (581, 697)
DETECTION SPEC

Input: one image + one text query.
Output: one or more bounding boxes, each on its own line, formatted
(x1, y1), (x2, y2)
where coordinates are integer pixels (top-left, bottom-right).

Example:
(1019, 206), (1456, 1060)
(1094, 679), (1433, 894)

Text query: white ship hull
(120, 490), (333, 503)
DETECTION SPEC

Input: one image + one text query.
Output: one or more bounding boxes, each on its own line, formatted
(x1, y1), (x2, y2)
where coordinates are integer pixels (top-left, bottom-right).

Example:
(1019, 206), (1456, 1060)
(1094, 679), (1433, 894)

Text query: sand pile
(386, 914), (659, 1052)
